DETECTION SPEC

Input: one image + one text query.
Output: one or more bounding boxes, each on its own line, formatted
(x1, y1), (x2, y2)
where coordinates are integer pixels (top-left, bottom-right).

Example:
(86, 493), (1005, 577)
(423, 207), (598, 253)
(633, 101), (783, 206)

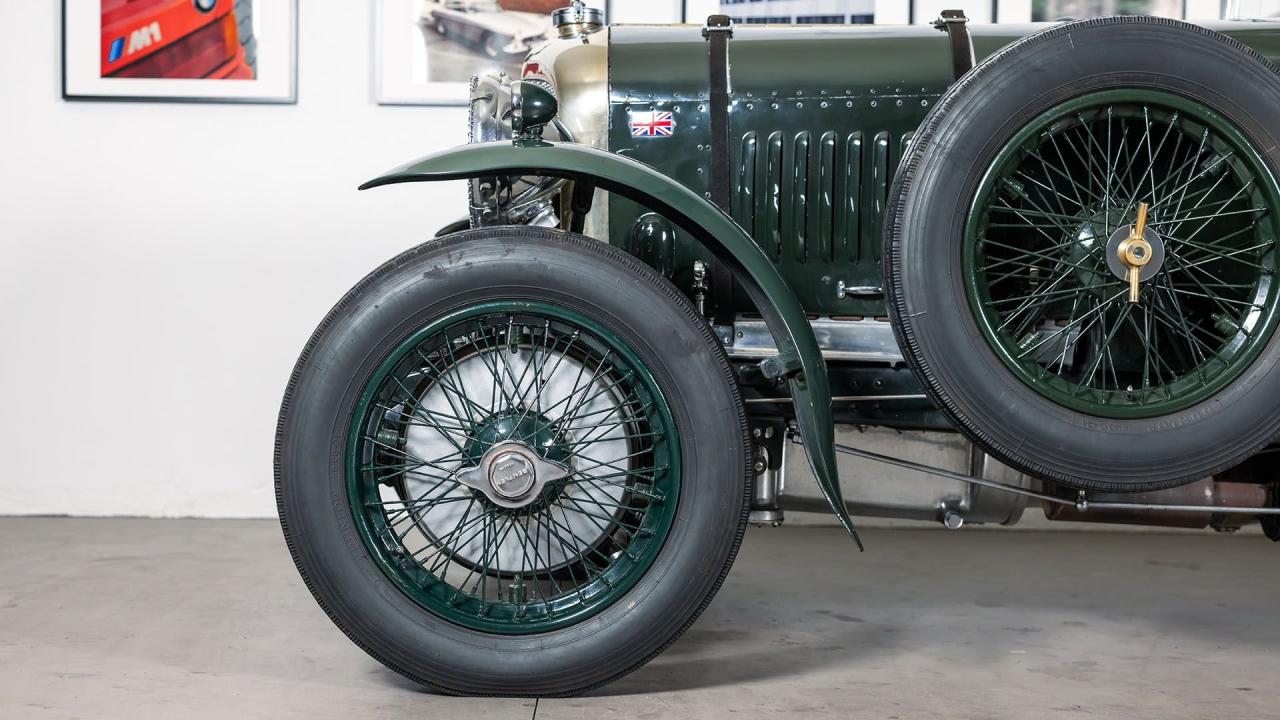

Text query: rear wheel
(887, 17), (1280, 491)
(276, 228), (750, 695)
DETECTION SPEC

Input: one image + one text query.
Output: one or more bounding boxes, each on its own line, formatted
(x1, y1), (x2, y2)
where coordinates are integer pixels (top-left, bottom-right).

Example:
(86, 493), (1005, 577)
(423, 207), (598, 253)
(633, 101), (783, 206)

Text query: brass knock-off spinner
(1118, 203), (1152, 304)
(1120, 238), (1153, 267)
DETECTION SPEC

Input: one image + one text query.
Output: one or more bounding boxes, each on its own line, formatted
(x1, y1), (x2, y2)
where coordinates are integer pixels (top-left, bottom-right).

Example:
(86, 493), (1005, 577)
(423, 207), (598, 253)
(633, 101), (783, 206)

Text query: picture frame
(63, 0), (298, 104)
(374, 0), (685, 107)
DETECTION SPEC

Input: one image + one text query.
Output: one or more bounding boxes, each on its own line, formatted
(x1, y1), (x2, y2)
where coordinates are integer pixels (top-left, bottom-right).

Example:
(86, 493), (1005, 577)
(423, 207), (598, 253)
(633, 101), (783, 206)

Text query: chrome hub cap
(489, 451), (536, 499)
(453, 441), (570, 509)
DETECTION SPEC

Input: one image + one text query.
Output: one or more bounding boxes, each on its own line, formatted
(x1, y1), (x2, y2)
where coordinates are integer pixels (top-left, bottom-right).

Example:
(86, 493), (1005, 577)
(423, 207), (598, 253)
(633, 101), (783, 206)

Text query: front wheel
(276, 228), (750, 695)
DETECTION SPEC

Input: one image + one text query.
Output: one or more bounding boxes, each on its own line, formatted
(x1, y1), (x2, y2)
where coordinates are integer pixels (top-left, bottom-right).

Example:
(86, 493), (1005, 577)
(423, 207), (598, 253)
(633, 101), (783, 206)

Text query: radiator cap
(552, 1), (604, 38)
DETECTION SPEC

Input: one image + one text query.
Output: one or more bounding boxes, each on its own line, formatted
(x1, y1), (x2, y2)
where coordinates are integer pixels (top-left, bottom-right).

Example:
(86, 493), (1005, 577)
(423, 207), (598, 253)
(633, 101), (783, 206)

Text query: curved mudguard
(361, 139), (861, 548)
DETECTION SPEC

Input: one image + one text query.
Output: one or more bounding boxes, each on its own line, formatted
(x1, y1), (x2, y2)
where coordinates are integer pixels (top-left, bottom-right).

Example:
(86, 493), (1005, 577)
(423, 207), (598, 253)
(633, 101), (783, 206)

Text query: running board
(719, 317), (903, 364)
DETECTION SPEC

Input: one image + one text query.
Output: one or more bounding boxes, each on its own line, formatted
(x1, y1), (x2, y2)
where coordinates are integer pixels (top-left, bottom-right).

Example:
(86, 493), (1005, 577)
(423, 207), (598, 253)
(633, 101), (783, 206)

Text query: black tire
(1263, 516), (1280, 542)
(886, 17), (1280, 492)
(276, 227), (751, 696)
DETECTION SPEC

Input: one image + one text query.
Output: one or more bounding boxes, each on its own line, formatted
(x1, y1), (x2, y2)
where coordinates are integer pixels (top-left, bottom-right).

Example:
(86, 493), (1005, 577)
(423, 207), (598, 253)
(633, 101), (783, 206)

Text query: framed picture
(374, 0), (685, 106)
(63, 0), (298, 104)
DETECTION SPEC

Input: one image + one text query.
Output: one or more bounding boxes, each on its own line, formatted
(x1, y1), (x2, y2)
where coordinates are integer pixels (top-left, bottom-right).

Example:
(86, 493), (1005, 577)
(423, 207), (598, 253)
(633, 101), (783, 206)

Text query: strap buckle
(702, 14), (734, 38)
(932, 9), (975, 79)
(932, 8), (970, 27)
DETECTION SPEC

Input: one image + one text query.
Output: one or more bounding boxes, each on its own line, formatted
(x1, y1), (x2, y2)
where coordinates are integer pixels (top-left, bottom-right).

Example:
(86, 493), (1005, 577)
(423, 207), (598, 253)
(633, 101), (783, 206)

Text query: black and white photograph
(377, 0), (684, 105)
(376, 0), (558, 105)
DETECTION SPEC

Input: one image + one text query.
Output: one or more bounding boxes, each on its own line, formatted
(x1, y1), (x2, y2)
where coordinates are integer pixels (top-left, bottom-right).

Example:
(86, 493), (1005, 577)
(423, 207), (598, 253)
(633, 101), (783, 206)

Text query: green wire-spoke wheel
(277, 228), (750, 695)
(968, 90), (1280, 418)
(888, 17), (1280, 491)
(349, 303), (679, 634)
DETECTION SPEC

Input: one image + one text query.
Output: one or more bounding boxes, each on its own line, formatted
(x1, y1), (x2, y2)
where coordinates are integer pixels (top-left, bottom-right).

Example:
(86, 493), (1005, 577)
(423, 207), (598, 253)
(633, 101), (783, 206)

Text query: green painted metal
(964, 89), (1280, 418)
(360, 140), (860, 546)
(1219, 22), (1280, 64)
(605, 21), (1280, 320)
(347, 301), (680, 633)
(608, 25), (952, 319)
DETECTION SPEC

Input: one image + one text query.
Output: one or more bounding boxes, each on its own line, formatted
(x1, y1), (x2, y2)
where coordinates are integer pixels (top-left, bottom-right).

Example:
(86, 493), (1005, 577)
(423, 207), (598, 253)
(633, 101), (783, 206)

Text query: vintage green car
(276, 2), (1280, 695)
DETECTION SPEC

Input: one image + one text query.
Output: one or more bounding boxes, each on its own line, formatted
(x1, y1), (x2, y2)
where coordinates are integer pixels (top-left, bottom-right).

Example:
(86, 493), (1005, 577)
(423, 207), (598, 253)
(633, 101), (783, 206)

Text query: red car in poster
(101, 0), (254, 79)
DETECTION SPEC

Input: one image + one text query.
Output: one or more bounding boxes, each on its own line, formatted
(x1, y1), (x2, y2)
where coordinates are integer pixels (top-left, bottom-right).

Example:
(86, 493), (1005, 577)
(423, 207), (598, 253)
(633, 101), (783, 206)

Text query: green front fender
(361, 139), (860, 548)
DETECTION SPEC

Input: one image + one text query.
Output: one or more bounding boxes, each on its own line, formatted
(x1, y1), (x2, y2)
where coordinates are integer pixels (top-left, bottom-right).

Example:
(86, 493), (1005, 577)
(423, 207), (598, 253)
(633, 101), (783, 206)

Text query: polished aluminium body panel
(522, 24), (610, 238)
(524, 29), (608, 148)
(729, 317), (901, 364)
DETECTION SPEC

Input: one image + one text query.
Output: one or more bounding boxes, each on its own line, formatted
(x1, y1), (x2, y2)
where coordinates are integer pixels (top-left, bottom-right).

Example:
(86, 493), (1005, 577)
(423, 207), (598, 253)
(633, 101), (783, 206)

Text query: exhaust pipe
(1043, 478), (1270, 529)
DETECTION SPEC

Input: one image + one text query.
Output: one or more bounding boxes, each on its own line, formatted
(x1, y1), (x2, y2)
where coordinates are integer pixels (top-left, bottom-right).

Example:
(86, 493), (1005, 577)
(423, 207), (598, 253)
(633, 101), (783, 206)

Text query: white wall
(0, 1), (468, 517)
(616, 0), (691, 22)
(910, 0), (993, 22)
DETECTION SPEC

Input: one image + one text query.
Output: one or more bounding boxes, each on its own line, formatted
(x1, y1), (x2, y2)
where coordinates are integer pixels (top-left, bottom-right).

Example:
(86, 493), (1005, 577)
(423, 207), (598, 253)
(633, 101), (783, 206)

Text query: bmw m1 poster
(63, 0), (298, 103)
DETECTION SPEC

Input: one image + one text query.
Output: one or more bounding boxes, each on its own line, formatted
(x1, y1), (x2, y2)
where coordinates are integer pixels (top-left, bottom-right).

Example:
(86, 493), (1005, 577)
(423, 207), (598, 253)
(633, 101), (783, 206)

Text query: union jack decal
(629, 111), (675, 138)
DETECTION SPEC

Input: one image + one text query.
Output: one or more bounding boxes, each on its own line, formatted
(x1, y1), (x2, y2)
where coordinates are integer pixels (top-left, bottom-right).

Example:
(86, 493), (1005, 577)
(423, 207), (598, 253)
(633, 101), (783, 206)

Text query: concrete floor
(1, 519), (1276, 719)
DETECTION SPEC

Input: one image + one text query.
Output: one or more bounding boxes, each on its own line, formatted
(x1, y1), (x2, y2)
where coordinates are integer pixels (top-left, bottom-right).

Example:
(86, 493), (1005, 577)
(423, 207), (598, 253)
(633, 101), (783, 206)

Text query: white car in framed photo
(422, 0), (552, 58)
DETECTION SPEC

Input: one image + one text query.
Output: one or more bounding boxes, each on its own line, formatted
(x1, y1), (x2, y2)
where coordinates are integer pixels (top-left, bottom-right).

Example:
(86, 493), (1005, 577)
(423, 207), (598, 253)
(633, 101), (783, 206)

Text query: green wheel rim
(965, 89), (1280, 419)
(346, 301), (680, 634)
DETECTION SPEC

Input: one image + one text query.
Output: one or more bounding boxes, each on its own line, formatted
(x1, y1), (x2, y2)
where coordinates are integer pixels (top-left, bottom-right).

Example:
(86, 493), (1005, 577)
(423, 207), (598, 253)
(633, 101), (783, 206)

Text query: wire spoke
(347, 308), (675, 629)
(972, 97), (1277, 411)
